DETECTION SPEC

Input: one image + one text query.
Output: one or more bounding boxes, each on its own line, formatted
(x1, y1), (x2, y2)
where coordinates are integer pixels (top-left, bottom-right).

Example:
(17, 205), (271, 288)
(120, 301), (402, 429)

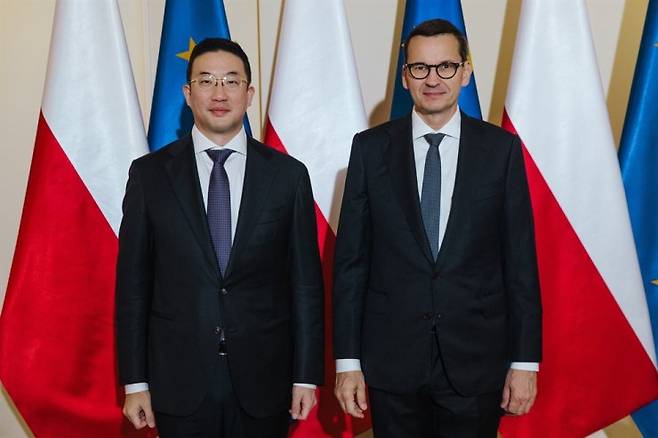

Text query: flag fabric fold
(0, 1), (149, 437)
(500, 0), (658, 436)
(147, 0), (249, 151)
(390, 0), (482, 119)
(619, 1), (658, 435)
(263, 0), (368, 435)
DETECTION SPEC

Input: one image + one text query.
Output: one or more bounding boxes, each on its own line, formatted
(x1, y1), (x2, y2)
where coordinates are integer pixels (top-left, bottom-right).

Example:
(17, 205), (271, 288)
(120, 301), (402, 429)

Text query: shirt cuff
(510, 362), (539, 372)
(336, 359), (361, 373)
(293, 383), (317, 389)
(125, 382), (149, 394)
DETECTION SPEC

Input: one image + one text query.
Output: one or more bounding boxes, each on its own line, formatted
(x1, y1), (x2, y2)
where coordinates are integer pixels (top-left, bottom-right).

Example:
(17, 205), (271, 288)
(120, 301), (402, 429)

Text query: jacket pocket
(150, 308), (176, 321)
(474, 181), (503, 201)
(256, 206), (286, 225)
(479, 290), (506, 318)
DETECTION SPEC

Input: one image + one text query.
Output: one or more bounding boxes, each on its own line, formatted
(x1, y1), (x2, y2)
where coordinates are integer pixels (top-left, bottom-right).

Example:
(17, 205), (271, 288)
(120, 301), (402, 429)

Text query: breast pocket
(256, 205), (286, 224)
(248, 206), (287, 247)
(474, 181), (503, 202)
(247, 223), (278, 247)
(469, 181), (504, 238)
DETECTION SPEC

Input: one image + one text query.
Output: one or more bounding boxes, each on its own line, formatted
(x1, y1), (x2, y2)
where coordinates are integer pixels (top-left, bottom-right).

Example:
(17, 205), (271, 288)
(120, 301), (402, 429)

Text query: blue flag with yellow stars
(619, 1), (658, 436)
(148, 0), (250, 151)
(390, 0), (481, 120)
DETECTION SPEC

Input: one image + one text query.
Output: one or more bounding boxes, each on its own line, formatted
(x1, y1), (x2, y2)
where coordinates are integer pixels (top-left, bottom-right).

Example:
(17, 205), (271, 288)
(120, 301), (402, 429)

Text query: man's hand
(501, 369), (537, 415)
(123, 390), (156, 430)
(335, 371), (368, 419)
(290, 386), (317, 420)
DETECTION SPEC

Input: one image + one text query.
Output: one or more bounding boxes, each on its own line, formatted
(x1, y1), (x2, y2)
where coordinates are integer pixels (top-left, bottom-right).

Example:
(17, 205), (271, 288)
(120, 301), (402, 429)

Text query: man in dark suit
(116, 38), (324, 437)
(333, 19), (541, 437)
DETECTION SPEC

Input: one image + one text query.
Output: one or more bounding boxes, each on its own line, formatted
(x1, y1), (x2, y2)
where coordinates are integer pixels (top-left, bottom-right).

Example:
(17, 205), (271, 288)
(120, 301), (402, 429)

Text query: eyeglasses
(189, 73), (248, 91)
(404, 62), (465, 80)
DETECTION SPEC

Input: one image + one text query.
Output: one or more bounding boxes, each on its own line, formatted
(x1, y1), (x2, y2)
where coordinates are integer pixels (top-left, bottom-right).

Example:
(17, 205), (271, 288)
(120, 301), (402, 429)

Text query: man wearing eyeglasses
(116, 38), (324, 437)
(333, 19), (541, 437)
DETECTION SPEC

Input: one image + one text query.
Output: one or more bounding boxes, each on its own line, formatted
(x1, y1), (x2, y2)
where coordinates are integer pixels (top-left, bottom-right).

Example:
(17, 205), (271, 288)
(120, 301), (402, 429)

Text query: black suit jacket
(116, 135), (324, 417)
(333, 113), (541, 396)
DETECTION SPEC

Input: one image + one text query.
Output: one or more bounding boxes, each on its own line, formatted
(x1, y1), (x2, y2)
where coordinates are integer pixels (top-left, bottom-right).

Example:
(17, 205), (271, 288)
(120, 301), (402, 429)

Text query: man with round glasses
(116, 38), (324, 437)
(333, 18), (541, 437)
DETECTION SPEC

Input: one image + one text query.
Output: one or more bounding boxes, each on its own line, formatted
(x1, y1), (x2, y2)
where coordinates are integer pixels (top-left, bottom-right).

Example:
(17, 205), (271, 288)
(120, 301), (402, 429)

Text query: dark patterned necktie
(421, 133), (445, 260)
(206, 149), (234, 276)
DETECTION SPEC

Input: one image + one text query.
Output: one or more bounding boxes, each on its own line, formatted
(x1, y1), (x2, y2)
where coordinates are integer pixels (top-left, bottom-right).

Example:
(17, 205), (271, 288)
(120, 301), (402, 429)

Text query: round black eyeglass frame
(405, 62), (465, 80)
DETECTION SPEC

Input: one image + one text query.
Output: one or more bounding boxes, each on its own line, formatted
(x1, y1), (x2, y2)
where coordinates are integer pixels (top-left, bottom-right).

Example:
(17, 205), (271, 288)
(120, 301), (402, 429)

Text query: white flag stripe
(42, 0), (148, 235)
(506, 0), (655, 366)
(268, 0), (367, 231)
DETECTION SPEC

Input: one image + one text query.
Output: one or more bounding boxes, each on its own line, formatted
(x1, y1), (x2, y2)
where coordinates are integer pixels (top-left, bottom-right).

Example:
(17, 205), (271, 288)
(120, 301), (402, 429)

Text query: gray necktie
(421, 133), (445, 260)
(206, 148), (234, 276)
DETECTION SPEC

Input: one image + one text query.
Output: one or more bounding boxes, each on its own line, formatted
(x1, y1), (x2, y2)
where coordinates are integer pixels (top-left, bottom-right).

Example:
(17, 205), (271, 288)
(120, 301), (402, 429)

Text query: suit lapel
(163, 136), (219, 276)
(224, 139), (277, 278)
(385, 117), (435, 264)
(436, 113), (488, 268)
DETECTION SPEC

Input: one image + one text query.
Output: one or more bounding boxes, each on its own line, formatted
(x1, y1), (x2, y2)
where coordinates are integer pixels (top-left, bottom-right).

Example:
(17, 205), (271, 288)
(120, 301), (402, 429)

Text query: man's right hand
(335, 371), (368, 418)
(123, 390), (156, 430)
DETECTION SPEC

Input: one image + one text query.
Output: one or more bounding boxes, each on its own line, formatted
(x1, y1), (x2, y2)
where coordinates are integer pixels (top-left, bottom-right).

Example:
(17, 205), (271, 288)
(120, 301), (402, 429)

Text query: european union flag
(148, 0), (250, 151)
(619, 1), (658, 436)
(390, 0), (482, 119)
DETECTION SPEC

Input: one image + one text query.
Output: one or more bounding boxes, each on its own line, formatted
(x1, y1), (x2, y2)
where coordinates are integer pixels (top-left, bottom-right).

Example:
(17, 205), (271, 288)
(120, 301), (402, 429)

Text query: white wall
(0, 1), (648, 436)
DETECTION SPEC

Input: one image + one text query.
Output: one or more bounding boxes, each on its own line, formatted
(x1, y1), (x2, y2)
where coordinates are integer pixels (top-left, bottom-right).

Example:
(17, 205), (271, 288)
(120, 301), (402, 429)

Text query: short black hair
(404, 18), (469, 62)
(186, 38), (252, 84)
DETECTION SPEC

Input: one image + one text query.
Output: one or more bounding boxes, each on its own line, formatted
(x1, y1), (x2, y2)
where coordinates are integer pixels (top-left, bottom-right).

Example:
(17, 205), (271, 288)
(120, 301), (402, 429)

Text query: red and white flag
(263, 0), (368, 435)
(500, 0), (658, 436)
(0, 1), (149, 436)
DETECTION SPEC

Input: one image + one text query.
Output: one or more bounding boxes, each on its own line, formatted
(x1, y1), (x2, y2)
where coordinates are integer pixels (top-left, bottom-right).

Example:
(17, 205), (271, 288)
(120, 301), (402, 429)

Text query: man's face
(183, 50), (254, 143)
(402, 34), (472, 120)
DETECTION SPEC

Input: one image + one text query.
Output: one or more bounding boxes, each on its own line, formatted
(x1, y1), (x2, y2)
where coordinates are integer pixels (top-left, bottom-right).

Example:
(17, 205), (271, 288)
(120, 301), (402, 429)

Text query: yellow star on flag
(176, 38), (196, 61)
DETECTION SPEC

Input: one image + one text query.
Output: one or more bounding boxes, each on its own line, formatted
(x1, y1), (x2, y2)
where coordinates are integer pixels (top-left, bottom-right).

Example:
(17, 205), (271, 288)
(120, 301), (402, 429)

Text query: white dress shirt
(126, 126), (315, 394)
(336, 108), (538, 374)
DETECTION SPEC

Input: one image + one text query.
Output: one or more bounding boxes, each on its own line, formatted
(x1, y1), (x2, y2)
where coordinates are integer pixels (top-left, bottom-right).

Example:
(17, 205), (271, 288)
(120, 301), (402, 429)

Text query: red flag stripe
(0, 114), (146, 437)
(499, 112), (658, 437)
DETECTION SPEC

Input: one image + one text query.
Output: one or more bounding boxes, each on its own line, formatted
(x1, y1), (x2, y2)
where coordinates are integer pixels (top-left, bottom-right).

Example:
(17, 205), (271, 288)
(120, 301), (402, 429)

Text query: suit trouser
(368, 332), (503, 438)
(154, 356), (290, 438)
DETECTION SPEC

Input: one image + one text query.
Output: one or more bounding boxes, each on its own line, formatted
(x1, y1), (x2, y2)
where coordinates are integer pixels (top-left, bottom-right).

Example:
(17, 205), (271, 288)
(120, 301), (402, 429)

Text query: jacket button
(220, 288), (228, 295)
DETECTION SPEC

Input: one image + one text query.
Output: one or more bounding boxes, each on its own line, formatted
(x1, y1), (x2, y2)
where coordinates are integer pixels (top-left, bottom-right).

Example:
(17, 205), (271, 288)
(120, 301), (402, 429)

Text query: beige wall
(0, 0), (648, 436)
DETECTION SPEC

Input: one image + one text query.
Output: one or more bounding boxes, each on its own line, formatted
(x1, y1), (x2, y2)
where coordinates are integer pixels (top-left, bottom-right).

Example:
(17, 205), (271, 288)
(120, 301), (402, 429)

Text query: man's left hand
(500, 369), (537, 415)
(290, 386), (317, 420)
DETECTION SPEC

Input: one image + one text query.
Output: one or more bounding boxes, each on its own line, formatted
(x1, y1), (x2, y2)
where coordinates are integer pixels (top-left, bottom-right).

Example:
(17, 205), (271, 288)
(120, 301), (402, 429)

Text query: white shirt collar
(411, 106), (462, 141)
(192, 125), (248, 156)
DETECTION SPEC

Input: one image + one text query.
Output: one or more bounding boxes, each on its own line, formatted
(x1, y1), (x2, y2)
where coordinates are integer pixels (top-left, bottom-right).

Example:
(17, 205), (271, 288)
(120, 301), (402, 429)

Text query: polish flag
(499, 0), (658, 436)
(0, 1), (149, 437)
(263, 0), (368, 435)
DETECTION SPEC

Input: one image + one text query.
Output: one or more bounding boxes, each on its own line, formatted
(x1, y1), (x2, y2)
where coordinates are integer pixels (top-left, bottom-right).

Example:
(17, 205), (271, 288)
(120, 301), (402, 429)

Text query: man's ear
(182, 84), (191, 107)
(246, 84), (255, 107)
(401, 66), (409, 90)
(460, 60), (473, 88)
